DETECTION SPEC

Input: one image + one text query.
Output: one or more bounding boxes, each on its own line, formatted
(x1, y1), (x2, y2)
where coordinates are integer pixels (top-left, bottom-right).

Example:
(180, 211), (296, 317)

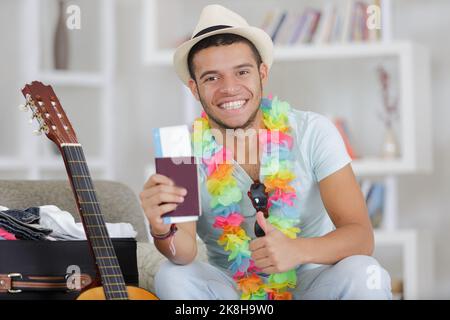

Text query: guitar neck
(61, 143), (129, 300)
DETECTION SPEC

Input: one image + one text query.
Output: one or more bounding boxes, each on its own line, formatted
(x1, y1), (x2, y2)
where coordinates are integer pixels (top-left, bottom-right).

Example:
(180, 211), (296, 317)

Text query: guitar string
(65, 145), (128, 299)
(67, 145), (128, 300)
(65, 145), (126, 299)
(70, 145), (129, 300)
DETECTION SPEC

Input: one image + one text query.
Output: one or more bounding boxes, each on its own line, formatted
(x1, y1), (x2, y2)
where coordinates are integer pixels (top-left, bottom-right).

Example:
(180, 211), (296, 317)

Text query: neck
(60, 144), (128, 300)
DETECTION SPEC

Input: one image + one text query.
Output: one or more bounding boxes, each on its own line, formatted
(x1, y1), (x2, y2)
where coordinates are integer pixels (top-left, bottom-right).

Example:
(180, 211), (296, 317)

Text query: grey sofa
(0, 180), (207, 294)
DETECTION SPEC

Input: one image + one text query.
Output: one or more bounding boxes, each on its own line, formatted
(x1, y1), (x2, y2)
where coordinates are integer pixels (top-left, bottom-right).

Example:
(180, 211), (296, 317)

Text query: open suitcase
(0, 238), (138, 300)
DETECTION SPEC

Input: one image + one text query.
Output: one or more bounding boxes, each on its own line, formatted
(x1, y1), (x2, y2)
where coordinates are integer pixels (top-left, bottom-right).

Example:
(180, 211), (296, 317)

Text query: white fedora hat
(173, 4), (274, 86)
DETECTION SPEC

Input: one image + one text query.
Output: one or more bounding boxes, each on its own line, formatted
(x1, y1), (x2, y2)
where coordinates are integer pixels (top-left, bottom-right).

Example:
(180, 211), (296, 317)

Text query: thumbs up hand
(249, 211), (301, 274)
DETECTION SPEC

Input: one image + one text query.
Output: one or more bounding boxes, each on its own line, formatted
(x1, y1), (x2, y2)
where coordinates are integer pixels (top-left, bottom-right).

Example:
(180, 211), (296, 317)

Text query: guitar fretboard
(62, 144), (129, 300)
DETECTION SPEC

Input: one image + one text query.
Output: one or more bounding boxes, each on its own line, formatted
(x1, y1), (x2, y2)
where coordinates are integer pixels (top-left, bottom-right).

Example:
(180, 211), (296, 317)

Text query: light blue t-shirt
(196, 109), (352, 275)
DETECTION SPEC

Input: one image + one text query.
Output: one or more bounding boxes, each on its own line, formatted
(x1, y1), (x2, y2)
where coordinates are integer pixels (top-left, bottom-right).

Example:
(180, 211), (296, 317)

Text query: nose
(219, 74), (242, 95)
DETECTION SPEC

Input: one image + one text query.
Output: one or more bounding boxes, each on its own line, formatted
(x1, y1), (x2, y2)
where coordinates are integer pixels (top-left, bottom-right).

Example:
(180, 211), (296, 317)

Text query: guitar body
(77, 286), (158, 300)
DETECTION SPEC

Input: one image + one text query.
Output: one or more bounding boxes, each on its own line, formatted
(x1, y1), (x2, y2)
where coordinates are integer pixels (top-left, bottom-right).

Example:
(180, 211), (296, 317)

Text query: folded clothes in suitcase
(0, 238), (138, 300)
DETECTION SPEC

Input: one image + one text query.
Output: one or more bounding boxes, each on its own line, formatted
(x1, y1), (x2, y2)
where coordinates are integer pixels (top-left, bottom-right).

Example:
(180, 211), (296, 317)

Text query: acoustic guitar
(20, 81), (158, 300)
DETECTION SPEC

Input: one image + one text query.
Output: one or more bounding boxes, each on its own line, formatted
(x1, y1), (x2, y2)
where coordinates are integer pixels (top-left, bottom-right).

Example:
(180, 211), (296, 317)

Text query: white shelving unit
(374, 229), (434, 299)
(38, 70), (106, 87)
(0, 0), (116, 180)
(141, 0), (433, 299)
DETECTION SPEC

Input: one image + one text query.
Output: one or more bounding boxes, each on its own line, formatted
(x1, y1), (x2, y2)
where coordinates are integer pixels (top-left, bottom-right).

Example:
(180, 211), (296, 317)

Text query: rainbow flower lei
(192, 96), (300, 300)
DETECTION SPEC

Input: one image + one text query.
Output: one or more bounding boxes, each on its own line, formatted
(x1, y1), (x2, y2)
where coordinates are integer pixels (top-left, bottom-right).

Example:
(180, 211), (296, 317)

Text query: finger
(147, 203), (178, 223)
(249, 238), (265, 251)
(251, 247), (268, 261)
(261, 266), (278, 274)
(141, 184), (187, 199)
(254, 257), (273, 270)
(143, 174), (174, 189)
(145, 192), (185, 207)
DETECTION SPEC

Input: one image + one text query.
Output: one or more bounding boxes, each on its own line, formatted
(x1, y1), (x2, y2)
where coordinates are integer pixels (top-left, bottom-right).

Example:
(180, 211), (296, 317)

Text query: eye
(239, 70), (250, 76)
(205, 76), (218, 82)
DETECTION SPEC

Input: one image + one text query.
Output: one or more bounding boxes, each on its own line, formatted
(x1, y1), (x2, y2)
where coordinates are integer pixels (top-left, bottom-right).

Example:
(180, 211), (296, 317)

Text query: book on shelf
(340, 0), (354, 42)
(259, 0), (381, 47)
(276, 12), (301, 46)
(271, 10), (288, 44)
(288, 10), (309, 45)
(314, 3), (336, 44)
(332, 117), (358, 160)
(360, 179), (372, 199)
(359, 179), (385, 228)
(304, 9), (322, 44)
(260, 9), (283, 41)
(260, 9), (277, 34)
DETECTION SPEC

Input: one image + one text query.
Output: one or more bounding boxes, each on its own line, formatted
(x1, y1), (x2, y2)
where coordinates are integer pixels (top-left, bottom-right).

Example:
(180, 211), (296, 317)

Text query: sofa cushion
(0, 180), (149, 242)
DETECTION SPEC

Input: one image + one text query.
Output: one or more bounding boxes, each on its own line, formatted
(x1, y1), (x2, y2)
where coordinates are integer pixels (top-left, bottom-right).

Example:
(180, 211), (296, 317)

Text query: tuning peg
(28, 113), (38, 124)
(18, 104), (29, 112)
(32, 129), (43, 136)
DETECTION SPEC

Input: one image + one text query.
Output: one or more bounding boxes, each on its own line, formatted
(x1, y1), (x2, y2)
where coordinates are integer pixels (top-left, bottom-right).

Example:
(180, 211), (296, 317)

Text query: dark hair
(187, 33), (263, 82)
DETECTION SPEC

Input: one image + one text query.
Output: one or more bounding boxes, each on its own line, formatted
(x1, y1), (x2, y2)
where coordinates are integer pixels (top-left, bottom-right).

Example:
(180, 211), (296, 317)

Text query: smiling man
(140, 4), (392, 300)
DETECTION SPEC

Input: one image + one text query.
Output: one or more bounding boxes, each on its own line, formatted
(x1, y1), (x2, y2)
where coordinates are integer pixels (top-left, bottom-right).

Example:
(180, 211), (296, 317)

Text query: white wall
(0, 1), (24, 159)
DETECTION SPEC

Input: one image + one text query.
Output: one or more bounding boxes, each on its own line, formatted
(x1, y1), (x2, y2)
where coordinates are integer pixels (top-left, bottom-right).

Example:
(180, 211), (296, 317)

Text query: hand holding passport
(152, 125), (201, 224)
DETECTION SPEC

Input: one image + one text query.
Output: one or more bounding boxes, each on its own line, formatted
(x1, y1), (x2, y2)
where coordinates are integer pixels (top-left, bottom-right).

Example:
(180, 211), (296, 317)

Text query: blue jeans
(155, 255), (392, 300)
(0, 207), (52, 240)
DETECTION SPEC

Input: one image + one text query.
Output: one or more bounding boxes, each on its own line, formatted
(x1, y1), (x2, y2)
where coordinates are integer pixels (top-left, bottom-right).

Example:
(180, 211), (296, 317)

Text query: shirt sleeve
(307, 113), (352, 182)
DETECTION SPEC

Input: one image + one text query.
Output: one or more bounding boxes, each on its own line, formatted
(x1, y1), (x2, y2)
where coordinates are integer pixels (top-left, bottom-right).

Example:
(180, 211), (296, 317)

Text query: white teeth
(219, 100), (246, 110)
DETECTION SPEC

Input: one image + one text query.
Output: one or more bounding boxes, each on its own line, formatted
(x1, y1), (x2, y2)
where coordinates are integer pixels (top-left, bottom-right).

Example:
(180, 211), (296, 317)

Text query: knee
(154, 260), (238, 300)
(333, 255), (392, 300)
(154, 260), (198, 299)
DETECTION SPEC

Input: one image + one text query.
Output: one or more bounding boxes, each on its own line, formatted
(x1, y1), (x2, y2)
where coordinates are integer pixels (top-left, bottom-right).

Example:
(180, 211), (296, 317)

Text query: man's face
(188, 42), (268, 130)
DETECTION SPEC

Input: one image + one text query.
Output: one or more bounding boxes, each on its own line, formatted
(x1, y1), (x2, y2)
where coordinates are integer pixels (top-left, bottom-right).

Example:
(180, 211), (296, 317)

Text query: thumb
(256, 211), (275, 234)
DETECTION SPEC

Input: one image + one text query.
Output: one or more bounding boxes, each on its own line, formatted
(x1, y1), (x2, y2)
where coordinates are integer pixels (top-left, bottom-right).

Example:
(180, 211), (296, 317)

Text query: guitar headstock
(20, 81), (78, 146)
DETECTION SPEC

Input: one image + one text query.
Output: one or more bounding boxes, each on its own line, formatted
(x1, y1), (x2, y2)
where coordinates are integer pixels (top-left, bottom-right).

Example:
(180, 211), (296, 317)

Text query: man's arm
(250, 164), (374, 273)
(298, 163), (374, 265)
(153, 221), (197, 265)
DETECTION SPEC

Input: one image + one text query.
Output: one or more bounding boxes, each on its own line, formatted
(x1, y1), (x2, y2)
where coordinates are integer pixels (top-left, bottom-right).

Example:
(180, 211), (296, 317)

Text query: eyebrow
(199, 63), (255, 80)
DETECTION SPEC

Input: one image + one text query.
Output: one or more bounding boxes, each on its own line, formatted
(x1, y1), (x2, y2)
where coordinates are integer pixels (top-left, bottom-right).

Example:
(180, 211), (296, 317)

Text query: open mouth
(217, 99), (248, 111)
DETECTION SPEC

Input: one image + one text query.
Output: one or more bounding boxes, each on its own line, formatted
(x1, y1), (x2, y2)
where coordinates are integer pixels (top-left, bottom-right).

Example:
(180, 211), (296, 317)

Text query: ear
(259, 63), (269, 86)
(188, 78), (200, 101)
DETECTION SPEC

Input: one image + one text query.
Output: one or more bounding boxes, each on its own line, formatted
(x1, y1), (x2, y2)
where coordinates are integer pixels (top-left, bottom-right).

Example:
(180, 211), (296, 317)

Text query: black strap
(193, 25), (232, 38)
